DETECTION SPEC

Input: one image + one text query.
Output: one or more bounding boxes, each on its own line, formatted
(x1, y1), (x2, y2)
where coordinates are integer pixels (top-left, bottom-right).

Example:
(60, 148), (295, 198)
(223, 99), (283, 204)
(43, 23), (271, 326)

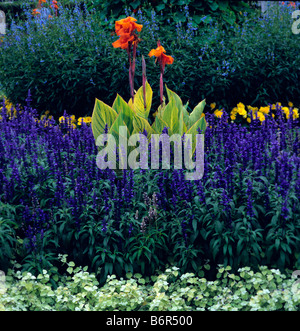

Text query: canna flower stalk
(32, 8), (41, 16)
(142, 55), (147, 111)
(112, 16), (142, 102)
(149, 41), (174, 105)
(52, 0), (58, 17)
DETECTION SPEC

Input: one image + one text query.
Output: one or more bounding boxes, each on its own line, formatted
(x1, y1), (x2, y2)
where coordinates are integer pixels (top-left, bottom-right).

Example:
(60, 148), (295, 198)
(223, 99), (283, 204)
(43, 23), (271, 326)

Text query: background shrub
(0, 2), (299, 119)
(89, 0), (257, 26)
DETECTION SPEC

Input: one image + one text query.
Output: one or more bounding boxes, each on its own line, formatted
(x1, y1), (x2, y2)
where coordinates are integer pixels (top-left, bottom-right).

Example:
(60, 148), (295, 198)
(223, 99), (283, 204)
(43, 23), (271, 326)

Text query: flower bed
(0, 2), (300, 311)
(0, 95), (299, 285)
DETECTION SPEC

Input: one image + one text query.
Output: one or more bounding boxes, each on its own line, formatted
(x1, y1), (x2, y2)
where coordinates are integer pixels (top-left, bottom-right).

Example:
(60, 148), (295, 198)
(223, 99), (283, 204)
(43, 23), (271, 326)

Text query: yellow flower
(230, 114), (236, 121)
(236, 103), (247, 117)
(259, 106), (270, 114)
(44, 121), (53, 128)
(284, 107), (299, 119)
(238, 108), (246, 116)
(45, 110), (50, 115)
(84, 117), (92, 124)
(247, 117), (251, 123)
(70, 115), (76, 123)
(282, 106), (289, 113)
(231, 107), (238, 114)
(237, 102), (245, 109)
(257, 111), (265, 122)
(288, 101), (293, 107)
(282, 107), (291, 119)
(271, 104), (276, 110)
(77, 117), (84, 125)
(247, 105), (258, 112)
(272, 113), (275, 118)
(40, 114), (46, 121)
(214, 109), (223, 118)
(210, 102), (216, 110)
(59, 116), (66, 123)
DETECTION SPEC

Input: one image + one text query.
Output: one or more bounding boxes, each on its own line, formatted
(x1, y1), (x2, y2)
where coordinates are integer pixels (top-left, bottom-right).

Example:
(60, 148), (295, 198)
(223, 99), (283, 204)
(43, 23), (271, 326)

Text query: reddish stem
(159, 61), (165, 106)
(131, 42), (137, 103)
(127, 45), (134, 102)
(142, 55), (146, 111)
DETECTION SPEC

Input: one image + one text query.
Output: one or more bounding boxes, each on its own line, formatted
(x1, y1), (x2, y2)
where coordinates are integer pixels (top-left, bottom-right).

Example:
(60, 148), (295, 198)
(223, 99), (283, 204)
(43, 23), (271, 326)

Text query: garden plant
(0, 0), (299, 311)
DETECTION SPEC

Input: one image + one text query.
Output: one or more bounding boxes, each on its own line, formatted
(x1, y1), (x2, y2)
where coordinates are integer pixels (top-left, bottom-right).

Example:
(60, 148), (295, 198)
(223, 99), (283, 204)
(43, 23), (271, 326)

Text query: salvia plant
(0, 91), (300, 284)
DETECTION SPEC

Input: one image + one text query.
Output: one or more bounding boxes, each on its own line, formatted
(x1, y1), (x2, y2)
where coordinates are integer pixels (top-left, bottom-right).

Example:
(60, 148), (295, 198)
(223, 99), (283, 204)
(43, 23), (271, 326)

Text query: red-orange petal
(161, 53), (174, 65)
(115, 16), (142, 35)
(112, 39), (122, 48)
(133, 22), (143, 32)
(149, 46), (166, 58)
(112, 33), (135, 49)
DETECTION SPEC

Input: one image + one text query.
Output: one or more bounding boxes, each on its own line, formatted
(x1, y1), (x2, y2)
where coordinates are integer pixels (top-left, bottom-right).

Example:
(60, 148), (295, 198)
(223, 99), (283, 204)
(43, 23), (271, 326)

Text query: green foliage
(0, 0), (86, 25)
(0, 5), (120, 118)
(1, 258), (299, 311)
(89, 0), (255, 27)
(0, 3), (298, 117)
(0, 202), (18, 272)
(91, 83), (206, 169)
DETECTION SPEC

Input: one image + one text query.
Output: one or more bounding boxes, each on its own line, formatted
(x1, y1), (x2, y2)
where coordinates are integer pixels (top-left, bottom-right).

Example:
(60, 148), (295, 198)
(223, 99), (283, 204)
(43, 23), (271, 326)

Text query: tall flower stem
(127, 42), (137, 103)
(149, 40), (173, 107)
(127, 45), (134, 102)
(131, 41), (137, 102)
(159, 63), (164, 106)
(157, 40), (164, 106)
(142, 55), (147, 111)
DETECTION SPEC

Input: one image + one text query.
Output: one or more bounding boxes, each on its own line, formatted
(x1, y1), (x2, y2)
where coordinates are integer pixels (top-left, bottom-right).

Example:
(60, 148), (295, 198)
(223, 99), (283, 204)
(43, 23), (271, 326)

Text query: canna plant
(91, 16), (207, 170)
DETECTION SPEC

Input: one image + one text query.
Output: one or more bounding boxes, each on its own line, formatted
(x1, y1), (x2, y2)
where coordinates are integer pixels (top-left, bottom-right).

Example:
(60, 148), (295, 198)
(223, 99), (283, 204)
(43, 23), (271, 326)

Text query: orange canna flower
(32, 8), (41, 16)
(53, 0), (59, 9)
(37, 0), (46, 8)
(112, 17), (142, 101)
(115, 16), (143, 36)
(149, 42), (174, 105)
(148, 45), (166, 58)
(149, 45), (174, 66)
(112, 16), (142, 50)
(112, 33), (135, 49)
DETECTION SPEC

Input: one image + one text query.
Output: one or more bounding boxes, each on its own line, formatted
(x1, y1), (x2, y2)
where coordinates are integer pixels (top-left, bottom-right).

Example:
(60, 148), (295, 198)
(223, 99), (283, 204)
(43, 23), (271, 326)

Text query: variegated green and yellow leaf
(188, 99), (206, 129)
(185, 116), (206, 155)
(165, 85), (189, 128)
(132, 81), (153, 120)
(91, 98), (118, 142)
(112, 94), (135, 135)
